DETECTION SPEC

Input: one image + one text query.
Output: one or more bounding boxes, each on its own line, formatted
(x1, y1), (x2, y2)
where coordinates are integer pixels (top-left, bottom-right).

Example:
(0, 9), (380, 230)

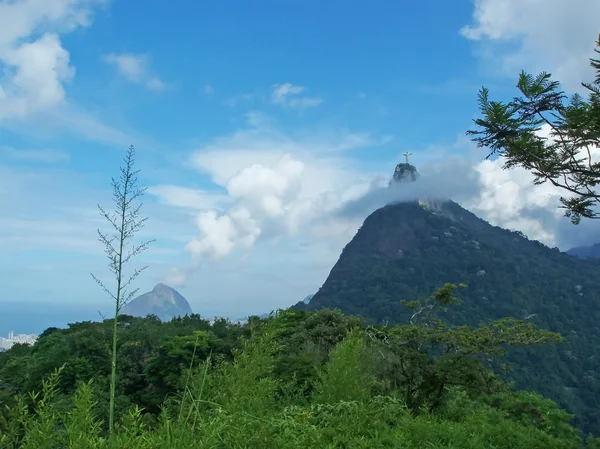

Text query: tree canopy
(467, 35), (600, 224)
(2, 287), (599, 447)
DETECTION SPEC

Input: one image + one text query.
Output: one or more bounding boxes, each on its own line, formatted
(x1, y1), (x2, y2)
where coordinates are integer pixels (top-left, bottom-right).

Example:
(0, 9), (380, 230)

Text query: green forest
(297, 199), (600, 435)
(2, 285), (600, 448)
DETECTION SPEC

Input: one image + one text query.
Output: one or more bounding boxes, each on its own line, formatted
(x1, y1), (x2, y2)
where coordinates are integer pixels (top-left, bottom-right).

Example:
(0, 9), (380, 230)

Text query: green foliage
(298, 199), (600, 435)
(312, 328), (371, 404)
(144, 330), (215, 406)
(364, 285), (565, 415)
(0, 307), (593, 448)
(467, 35), (600, 223)
(0, 313), (247, 435)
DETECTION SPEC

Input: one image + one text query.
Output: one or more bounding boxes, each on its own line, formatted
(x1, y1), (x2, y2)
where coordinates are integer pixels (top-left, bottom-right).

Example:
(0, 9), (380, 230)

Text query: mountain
(236, 295), (314, 322)
(294, 163), (600, 434)
(120, 283), (193, 322)
(567, 242), (600, 259)
(390, 161), (419, 184)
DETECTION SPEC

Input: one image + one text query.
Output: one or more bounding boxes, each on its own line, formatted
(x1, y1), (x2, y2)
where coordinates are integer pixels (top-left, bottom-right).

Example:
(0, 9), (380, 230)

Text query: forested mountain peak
(294, 194), (600, 433)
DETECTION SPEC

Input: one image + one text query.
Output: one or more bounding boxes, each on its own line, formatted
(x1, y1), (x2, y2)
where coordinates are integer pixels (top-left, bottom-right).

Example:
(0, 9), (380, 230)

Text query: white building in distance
(0, 331), (38, 350)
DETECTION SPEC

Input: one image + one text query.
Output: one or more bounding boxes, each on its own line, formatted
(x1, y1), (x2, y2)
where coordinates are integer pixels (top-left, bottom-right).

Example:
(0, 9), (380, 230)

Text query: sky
(1, 0), (599, 321)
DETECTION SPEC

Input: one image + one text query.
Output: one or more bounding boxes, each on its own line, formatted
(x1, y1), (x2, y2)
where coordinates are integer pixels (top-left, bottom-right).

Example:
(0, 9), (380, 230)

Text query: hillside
(121, 283), (193, 322)
(0, 310), (592, 447)
(567, 242), (600, 259)
(294, 170), (600, 434)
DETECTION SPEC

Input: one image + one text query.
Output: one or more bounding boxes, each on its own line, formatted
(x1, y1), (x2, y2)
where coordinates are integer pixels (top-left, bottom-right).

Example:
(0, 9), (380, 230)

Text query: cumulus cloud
(103, 52), (166, 91)
(340, 122), (600, 251)
(0, 0), (138, 146)
(0, 0), (109, 119)
(271, 83), (323, 110)
(157, 114), (600, 289)
(339, 156), (566, 244)
(148, 117), (380, 283)
(185, 152), (371, 263)
(461, 0), (600, 92)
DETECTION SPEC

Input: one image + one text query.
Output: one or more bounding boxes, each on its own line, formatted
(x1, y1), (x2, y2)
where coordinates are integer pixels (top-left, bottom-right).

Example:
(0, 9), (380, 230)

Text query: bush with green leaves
(2, 290), (598, 448)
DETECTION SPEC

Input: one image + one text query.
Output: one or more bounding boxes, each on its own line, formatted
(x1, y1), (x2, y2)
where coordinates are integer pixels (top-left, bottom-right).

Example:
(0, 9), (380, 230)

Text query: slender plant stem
(109, 173), (128, 436)
(91, 145), (154, 443)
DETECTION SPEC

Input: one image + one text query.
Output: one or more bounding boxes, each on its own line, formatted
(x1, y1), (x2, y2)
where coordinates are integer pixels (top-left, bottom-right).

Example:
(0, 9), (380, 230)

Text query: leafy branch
(467, 34), (600, 223)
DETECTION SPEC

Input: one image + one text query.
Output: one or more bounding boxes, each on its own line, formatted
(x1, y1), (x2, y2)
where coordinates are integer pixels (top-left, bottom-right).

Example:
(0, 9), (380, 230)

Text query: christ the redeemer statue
(402, 152), (413, 164)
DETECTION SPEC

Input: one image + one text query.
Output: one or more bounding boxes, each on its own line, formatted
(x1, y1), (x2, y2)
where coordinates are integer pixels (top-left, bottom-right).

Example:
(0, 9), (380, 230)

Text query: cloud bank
(103, 52), (166, 91)
(0, 0), (109, 119)
(461, 0), (600, 92)
(149, 116), (600, 288)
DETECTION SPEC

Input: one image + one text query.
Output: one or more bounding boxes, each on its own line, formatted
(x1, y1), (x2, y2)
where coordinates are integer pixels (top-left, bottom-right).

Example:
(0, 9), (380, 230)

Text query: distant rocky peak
(153, 283), (172, 292)
(121, 283), (192, 322)
(390, 162), (419, 185)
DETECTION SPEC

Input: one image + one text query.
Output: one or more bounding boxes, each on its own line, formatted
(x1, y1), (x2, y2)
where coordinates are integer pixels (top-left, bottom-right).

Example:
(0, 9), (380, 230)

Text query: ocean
(0, 301), (112, 337)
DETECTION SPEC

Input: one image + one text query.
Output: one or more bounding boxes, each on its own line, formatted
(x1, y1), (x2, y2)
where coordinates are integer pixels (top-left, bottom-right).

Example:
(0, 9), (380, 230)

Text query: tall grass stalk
(91, 145), (154, 439)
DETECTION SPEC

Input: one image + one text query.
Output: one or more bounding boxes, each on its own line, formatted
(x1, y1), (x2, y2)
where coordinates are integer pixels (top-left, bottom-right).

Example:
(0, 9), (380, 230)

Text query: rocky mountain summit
(120, 283), (193, 322)
(390, 161), (419, 185)
(294, 159), (600, 433)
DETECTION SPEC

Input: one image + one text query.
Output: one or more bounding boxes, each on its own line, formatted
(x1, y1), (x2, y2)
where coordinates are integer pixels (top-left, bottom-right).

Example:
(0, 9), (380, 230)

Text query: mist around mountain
(120, 283), (193, 322)
(3, 163), (600, 445)
(567, 242), (600, 259)
(294, 164), (600, 435)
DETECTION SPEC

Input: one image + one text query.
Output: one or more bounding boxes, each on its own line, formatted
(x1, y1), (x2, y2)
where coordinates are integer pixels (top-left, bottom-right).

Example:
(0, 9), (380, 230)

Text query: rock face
(390, 162), (419, 184)
(293, 161), (600, 434)
(121, 283), (193, 322)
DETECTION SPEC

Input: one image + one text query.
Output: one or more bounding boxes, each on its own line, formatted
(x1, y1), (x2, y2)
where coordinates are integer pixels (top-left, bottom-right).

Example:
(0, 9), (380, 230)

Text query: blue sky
(1, 0), (599, 322)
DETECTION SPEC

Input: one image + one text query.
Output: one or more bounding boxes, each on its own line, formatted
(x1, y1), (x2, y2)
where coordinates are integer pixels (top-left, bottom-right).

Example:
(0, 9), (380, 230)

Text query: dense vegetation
(296, 200), (600, 435)
(1, 285), (599, 447)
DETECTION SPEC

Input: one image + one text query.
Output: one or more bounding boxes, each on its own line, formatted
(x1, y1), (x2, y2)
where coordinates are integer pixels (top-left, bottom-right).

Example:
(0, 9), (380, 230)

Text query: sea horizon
(0, 301), (112, 337)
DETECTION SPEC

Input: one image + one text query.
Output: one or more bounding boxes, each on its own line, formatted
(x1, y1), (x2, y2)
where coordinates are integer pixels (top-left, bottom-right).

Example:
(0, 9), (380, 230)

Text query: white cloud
(461, 0), (600, 92)
(467, 124), (600, 248)
(103, 52), (166, 91)
(147, 185), (231, 210)
(224, 92), (255, 107)
(0, 33), (74, 119)
(0, 145), (69, 162)
(467, 158), (561, 239)
(147, 116), (380, 282)
(0, 0), (109, 119)
(5, 131), (599, 315)
(271, 83), (323, 110)
(165, 116), (598, 287)
(340, 124), (600, 250)
(185, 152), (371, 262)
(203, 84), (213, 95)
(168, 116), (597, 287)
(0, 0), (136, 146)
